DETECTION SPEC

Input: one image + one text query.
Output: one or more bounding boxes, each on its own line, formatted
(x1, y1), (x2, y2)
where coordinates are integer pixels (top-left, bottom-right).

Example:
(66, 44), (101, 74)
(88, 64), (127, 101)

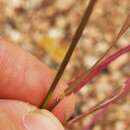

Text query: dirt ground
(0, 0), (130, 130)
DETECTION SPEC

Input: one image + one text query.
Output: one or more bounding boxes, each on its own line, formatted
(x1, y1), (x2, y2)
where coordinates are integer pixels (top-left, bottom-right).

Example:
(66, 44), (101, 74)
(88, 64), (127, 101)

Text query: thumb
(0, 100), (64, 130)
(24, 109), (65, 130)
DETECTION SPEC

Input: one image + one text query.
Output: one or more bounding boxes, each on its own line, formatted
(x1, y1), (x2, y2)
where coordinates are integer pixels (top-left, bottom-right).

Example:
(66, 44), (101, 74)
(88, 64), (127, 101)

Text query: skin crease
(0, 37), (77, 129)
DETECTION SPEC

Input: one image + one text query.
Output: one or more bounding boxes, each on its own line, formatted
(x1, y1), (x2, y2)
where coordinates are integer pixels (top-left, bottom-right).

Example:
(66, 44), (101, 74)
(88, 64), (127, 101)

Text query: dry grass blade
(41, 0), (98, 109)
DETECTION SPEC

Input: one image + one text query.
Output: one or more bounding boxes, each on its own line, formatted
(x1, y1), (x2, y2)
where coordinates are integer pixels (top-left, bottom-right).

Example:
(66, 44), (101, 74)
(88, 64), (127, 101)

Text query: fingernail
(23, 109), (64, 130)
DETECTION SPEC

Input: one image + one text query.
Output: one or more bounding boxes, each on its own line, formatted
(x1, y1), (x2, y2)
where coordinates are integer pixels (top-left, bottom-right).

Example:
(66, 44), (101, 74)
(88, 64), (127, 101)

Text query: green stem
(41, 0), (98, 109)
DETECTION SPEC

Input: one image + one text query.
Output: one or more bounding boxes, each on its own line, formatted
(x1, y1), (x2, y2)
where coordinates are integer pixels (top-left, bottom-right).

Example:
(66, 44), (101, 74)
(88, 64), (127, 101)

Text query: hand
(0, 37), (76, 130)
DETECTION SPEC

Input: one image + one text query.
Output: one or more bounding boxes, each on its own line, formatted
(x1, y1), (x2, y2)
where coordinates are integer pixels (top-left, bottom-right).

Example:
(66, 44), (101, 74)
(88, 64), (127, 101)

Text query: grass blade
(41, 0), (98, 109)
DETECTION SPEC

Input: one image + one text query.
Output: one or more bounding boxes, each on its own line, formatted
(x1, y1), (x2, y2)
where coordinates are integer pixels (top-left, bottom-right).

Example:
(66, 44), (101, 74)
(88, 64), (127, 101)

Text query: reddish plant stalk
(66, 12), (130, 95)
(67, 78), (130, 127)
(65, 13), (130, 127)
(65, 44), (130, 94)
(46, 39), (130, 110)
(83, 107), (109, 130)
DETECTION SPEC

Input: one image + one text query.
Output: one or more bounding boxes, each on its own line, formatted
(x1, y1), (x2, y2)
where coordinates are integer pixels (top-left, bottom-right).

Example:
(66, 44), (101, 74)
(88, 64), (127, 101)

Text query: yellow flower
(39, 37), (66, 63)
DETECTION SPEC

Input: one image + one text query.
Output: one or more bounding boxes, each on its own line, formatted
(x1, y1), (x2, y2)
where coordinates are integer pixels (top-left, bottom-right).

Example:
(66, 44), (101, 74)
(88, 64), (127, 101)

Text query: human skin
(0, 37), (76, 130)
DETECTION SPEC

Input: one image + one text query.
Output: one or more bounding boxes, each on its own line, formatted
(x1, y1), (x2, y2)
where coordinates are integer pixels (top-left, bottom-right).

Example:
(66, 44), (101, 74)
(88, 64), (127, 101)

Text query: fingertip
(52, 93), (77, 123)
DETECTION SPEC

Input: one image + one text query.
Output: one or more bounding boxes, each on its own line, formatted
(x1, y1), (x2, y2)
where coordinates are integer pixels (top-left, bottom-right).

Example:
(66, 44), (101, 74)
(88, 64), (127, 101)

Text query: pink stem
(83, 78), (130, 130)
(83, 107), (109, 130)
(73, 44), (130, 92)
(67, 78), (130, 126)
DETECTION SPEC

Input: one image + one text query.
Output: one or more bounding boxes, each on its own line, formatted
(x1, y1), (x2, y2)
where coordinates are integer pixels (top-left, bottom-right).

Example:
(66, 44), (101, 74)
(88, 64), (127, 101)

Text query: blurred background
(0, 0), (130, 130)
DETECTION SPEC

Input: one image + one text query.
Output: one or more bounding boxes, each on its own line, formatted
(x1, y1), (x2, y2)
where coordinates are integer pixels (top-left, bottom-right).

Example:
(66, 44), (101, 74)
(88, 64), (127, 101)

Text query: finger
(0, 37), (68, 106)
(52, 93), (77, 123)
(0, 99), (64, 130)
(0, 37), (77, 122)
